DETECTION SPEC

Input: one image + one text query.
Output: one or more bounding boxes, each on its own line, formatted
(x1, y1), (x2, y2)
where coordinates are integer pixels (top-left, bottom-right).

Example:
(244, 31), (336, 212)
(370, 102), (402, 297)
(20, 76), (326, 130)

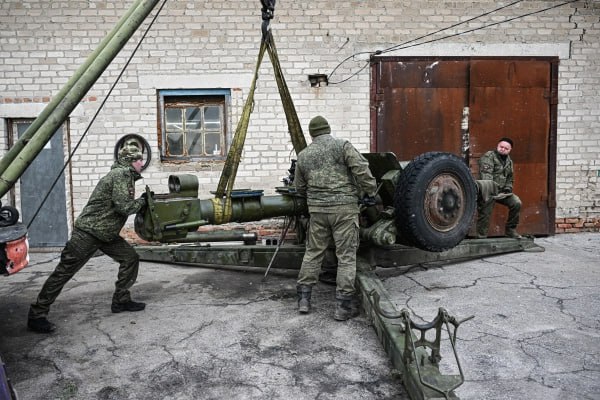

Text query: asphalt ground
(0, 232), (598, 400)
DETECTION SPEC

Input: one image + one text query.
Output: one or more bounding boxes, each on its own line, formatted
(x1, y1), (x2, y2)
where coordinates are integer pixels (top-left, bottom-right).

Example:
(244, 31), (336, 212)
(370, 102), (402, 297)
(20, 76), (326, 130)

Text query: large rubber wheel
(394, 152), (476, 252)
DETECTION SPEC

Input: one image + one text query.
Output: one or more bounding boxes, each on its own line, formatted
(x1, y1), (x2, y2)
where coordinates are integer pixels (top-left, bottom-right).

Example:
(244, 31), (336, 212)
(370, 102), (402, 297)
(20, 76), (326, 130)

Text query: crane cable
(213, 1), (306, 223)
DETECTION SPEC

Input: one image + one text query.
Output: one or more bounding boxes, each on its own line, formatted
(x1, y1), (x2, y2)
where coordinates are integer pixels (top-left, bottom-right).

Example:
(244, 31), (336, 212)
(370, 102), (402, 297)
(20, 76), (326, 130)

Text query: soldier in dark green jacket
(294, 116), (377, 321)
(476, 137), (522, 239)
(27, 141), (147, 334)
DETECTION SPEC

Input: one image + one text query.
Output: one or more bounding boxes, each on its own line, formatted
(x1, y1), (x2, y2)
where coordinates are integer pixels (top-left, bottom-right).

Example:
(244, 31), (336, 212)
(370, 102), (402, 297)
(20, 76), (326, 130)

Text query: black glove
(501, 187), (512, 194)
(140, 191), (154, 202)
(140, 192), (154, 207)
(361, 195), (377, 207)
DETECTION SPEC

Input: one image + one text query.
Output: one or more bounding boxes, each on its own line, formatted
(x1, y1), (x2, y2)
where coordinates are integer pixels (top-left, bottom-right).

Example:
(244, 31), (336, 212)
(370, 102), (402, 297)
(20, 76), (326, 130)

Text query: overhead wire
(328, 0), (579, 85)
(27, 0), (170, 230)
(379, 0), (525, 55)
(386, 0), (579, 53)
(328, 0), (523, 84)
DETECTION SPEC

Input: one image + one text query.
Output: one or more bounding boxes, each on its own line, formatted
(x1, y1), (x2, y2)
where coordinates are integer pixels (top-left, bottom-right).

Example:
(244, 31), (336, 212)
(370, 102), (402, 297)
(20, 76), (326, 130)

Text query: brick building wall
(0, 0), (598, 236)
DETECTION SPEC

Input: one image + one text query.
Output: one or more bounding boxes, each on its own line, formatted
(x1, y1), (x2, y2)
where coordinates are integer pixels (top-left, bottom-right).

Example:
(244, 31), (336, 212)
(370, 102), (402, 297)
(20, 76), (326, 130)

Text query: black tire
(0, 206), (20, 227)
(394, 152), (476, 252)
(114, 134), (152, 171)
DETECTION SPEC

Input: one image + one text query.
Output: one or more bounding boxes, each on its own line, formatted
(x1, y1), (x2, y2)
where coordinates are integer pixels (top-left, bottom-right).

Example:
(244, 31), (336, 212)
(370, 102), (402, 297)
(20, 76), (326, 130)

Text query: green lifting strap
(214, 29), (306, 212)
(264, 30), (306, 155)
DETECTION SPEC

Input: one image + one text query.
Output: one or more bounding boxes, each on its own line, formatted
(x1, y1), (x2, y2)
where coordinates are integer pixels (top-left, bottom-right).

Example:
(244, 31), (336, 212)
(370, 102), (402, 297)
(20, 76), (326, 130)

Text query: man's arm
(478, 152), (494, 181)
(294, 162), (307, 197)
(343, 142), (377, 197)
(112, 171), (145, 216)
(504, 160), (514, 192)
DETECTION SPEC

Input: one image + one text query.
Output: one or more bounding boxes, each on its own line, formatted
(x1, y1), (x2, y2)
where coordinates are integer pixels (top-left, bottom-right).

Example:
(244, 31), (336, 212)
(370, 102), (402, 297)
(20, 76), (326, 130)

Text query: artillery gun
(136, 151), (477, 250)
(131, 141), (541, 400)
(0, 0), (544, 398)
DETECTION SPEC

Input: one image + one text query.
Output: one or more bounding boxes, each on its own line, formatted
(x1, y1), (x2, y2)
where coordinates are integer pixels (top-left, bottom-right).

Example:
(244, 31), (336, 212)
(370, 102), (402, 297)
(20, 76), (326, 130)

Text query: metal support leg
(357, 271), (472, 400)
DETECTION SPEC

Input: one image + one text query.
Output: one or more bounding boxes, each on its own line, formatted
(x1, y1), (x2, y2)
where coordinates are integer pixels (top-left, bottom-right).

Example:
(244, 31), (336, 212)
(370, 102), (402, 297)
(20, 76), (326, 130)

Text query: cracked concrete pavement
(379, 232), (600, 400)
(0, 232), (598, 399)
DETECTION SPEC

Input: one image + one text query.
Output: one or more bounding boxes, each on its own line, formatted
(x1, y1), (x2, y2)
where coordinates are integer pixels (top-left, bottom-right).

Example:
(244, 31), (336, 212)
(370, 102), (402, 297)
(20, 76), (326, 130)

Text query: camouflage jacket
(74, 161), (144, 242)
(294, 134), (377, 213)
(478, 150), (514, 192)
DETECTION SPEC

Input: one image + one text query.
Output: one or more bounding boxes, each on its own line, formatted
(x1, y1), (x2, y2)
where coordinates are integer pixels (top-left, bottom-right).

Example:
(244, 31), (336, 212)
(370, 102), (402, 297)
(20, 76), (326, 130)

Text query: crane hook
(260, 0), (276, 38)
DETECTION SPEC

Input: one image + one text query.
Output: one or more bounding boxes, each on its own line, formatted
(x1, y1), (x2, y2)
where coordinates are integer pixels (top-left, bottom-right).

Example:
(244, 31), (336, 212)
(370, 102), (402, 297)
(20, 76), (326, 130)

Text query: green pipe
(172, 230), (258, 244)
(0, 0), (144, 177)
(164, 220), (209, 231)
(0, 0), (160, 198)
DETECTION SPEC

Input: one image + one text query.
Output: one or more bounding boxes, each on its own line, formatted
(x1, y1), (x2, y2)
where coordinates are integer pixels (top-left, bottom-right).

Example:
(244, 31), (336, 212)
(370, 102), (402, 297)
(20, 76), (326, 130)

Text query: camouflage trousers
(28, 228), (139, 319)
(297, 212), (360, 296)
(476, 193), (522, 236)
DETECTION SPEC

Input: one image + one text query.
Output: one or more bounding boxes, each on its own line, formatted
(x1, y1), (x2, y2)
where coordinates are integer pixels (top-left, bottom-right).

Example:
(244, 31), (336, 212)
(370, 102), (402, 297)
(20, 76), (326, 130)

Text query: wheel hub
(424, 173), (466, 232)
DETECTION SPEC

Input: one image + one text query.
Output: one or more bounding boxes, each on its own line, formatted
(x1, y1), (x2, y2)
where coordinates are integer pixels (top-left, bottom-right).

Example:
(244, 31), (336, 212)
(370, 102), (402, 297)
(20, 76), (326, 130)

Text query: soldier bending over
(27, 141), (148, 333)
(294, 116), (377, 321)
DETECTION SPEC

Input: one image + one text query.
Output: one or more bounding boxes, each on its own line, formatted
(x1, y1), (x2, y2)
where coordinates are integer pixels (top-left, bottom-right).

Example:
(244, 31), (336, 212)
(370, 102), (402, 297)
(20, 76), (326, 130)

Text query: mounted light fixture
(308, 73), (328, 87)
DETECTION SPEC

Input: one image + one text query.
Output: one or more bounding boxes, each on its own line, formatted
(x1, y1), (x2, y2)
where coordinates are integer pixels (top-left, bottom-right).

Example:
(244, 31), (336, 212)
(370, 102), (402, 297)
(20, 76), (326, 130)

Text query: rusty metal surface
(372, 60), (468, 160)
(469, 59), (554, 236)
(371, 58), (557, 236)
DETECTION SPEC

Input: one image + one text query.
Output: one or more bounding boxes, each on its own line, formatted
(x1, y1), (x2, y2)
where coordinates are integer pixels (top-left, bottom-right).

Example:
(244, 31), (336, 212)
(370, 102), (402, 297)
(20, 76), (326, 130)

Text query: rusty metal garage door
(371, 57), (557, 236)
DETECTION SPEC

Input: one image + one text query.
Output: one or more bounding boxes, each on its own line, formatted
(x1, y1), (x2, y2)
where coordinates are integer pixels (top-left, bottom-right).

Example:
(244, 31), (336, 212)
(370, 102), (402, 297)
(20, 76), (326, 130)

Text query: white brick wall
(556, 2), (600, 219)
(1, 0), (599, 229)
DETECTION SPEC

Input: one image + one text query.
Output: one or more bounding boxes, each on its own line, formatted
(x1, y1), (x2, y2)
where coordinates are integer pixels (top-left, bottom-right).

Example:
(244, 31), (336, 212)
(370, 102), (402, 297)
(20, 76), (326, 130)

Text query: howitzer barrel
(135, 182), (307, 242)
(0, 0), (161, 198)
(200, 192), (306, 225)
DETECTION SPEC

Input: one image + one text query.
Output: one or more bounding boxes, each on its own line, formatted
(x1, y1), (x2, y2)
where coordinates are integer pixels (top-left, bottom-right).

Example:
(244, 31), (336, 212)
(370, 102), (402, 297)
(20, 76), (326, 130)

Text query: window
(158, 89), (230, 161)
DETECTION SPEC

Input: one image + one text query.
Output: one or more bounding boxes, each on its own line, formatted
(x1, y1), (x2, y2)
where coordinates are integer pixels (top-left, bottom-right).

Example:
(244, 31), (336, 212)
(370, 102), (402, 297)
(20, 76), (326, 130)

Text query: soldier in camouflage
(27, 140), (148, 334)
(294, 116), (377, 321)
(476, 137), (522, 239)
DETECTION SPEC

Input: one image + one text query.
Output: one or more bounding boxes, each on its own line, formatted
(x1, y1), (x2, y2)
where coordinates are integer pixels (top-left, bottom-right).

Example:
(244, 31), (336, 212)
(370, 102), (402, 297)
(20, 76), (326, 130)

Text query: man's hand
(139, 191), (154, 204)
(141, 191), (153, 200)
(361, 195), (377, 207)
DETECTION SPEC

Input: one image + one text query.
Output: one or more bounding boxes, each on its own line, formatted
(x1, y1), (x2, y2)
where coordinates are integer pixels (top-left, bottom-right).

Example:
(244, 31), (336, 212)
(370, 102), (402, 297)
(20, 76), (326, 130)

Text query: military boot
(334, 293), (359, 321)
(111, 300), (146, 313)
(297, 285), (312, 314)
(505, 227), (523, 239)
(27, 317), (56, 334)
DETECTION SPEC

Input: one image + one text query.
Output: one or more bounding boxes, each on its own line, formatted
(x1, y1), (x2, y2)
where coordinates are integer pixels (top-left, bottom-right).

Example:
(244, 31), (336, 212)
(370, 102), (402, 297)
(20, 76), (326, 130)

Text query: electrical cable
(26, 0), (169, 230)
(328, 0), (578, 85)
(387, 0), (579, 53)
(379, 0), (524, 55)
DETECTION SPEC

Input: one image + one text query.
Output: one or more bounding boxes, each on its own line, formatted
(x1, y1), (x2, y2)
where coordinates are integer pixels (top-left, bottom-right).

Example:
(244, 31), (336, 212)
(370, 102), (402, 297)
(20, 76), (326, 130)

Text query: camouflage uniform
(295, 127), (377, 297)
(476, 150), (521, 237)
(28, 150), (146, 320)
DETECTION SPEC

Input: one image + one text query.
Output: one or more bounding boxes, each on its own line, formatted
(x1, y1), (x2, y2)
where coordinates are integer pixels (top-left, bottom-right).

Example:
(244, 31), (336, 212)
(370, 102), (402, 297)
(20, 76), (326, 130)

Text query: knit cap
(308, 115), (331, 137)
(498, 137), (514, 147)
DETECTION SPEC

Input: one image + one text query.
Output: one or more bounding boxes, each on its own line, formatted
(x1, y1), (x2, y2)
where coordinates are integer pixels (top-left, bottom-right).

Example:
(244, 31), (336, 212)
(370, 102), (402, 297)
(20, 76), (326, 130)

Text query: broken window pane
(166, 132), (184, 156)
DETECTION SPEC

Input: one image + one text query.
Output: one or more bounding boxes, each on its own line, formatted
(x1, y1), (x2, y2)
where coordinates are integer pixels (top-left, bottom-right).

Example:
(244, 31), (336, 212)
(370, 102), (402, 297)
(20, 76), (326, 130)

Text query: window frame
(158, 89), (230, 162)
